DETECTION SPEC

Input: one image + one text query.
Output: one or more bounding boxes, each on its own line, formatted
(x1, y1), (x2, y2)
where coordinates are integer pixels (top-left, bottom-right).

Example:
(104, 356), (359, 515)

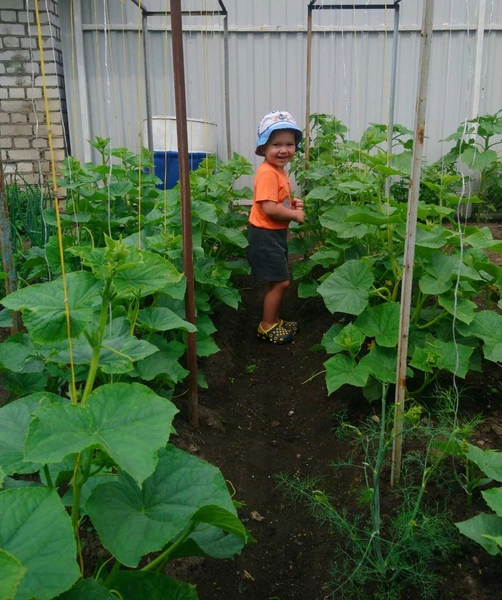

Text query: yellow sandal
(257, 323), (294, 344)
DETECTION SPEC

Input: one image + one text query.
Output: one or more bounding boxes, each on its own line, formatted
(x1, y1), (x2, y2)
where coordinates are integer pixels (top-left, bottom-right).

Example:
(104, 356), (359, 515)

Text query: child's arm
(261, 201), (305, 224)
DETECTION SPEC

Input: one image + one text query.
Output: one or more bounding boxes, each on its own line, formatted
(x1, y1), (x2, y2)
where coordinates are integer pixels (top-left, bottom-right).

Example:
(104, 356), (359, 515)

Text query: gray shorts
(247, 224), (289, 283)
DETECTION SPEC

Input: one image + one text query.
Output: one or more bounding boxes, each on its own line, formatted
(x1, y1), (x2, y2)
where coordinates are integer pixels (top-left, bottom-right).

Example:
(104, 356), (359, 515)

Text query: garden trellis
(0, 0), (499, 462)
(115, 0), (232, 427)
(302, 0), (495, 483)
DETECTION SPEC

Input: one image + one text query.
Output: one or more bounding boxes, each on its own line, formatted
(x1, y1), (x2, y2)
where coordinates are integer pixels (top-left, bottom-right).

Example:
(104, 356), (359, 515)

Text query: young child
(247, 111), (305, 344)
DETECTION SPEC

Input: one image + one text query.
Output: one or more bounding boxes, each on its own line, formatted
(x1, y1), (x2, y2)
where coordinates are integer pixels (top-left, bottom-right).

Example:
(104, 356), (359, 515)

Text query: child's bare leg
(261, 280), (290, 329)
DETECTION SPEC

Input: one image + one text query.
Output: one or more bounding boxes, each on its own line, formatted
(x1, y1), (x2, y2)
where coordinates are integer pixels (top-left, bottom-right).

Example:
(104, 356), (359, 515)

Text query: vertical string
(120, 0), (132, 141)
(103, 0), (113, 238)
(26, 0), (50, 277)
(136, 0), (143, 248)
(34, 0), (77, 403)
(92, 0), (105, 136)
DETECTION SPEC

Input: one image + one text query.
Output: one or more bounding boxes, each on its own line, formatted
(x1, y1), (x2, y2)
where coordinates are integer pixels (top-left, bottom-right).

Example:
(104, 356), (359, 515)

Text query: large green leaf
(332, 323), (365, 356)
(457, 311), (502, 362)
(410, 337), (472, 378)
(171, 523), (246, 561)
(138, 307), (197, 333)
(320, 324), (344, 354)
(354, 303), (400, 347)
(0, 340), (44, 374)
(466, 444), (502, 482)
(359, 346), (399, 383)
(135, 351), (189, 383)
(56, 578), (116, 599)
(212, 285), (241, 309)
(0, 393), (62, 476)
(0, 488), (80, 599)
(324, 354), (369, 394)
(482, 488), (502, 517)
(192, 200), (218, 223)
(419, 254), (481, 296)
(113, 572), (198, 600)
(0, 549), (25, 600)
(318, 260), (374, 315)
(456, 513), (502, 556)
(1, 271), (102, 344)
(41, 331), (159, 375)
(414, 226), (448, 249)
(460, 147), (498, 171)
(345, 208), (402, 226)
(438, 294), (476, 325)
(25, 383), (177, 485)
(86, 445), (247, 567)
(114, 250), (182, 297)
(206, 224), (248, 249)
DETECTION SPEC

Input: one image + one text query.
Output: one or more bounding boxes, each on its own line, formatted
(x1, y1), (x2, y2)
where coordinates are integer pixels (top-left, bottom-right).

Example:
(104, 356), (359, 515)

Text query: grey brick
(0, 76), (31, 87)
(3, 37), (20, 49)
(0, 24), (25, 36)
(1, 49), (30, 61)
(20, 37), (37, 49)
(1, 124), (32, 136)
(8, 149), (39, 161)
(0, 99), (31, 114)
(14, 138), (30, 149)
(9, 88), (27, 100)
(11, 113), (28, 123)
(0, 10), (17, 22)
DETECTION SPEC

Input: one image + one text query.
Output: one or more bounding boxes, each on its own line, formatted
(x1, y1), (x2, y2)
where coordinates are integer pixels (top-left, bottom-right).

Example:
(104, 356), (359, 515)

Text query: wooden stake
(391, 0), (435, 486)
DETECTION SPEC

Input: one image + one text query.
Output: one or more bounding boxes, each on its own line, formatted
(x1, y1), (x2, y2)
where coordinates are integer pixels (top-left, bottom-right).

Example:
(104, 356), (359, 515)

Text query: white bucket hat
(255, 111), (302, 156)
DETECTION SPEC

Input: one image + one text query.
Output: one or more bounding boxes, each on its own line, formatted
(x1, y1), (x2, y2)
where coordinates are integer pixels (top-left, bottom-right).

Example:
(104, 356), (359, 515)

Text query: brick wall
(0, 0), (67, 186)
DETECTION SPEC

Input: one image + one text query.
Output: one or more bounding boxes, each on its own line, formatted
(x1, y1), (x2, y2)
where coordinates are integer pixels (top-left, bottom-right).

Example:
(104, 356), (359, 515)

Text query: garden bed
(168, 267), (502, 600)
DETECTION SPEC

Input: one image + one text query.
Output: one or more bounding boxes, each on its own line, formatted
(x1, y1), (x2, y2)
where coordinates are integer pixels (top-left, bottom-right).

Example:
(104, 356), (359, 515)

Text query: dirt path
(170, 282), (353, 599)
(169, 273), (502, 600)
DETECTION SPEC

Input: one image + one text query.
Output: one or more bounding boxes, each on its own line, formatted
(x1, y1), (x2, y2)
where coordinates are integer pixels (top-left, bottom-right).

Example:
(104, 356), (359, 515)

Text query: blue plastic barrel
(153, 150), (209, 189)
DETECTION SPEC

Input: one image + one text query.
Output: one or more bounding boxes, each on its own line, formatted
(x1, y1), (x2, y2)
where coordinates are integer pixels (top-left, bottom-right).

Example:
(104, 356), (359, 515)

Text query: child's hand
(291, 198), (304, 210)
(293, 209), (305, 224)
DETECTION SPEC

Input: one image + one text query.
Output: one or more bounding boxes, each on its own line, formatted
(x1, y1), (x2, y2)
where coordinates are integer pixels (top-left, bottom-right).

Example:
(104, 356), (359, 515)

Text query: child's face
(263, 130), (296, 169)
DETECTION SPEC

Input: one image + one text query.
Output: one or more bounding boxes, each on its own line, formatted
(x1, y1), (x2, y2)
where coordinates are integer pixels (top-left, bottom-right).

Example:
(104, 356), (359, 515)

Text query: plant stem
(371, 383), (389, 573)
(103, 559), (122, 589)
(81, 278), (112, 406)
(43, 464), (53, 488)
(415, 309), (445, 330)
(141, 522), (198, 573)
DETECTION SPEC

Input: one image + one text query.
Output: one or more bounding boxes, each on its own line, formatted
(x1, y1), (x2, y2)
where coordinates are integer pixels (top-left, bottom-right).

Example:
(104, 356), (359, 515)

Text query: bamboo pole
(391, 0), (435, 486)
(170, 0), (199, 428)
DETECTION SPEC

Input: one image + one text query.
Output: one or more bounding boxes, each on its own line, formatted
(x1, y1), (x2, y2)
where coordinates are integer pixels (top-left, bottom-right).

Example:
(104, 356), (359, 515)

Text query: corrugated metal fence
(60, 0), (502, 176)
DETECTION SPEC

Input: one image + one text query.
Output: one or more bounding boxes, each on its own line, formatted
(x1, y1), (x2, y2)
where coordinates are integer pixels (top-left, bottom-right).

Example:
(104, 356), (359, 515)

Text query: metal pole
(305, 5), (313, 167)
(472, 0), (487, 120)
(223, 13), (232, 158)
(73, 0), (92, 162)
(0, 155), (21, 333)
(142, 12), (154, 166)
(170, 0), (199, 428)
(385, 3), (400, 198)
(391, 0), (435, 485)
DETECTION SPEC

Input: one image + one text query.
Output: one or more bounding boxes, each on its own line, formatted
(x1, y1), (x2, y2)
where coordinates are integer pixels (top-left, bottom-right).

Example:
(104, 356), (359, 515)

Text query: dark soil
(167, 236), (502, 599)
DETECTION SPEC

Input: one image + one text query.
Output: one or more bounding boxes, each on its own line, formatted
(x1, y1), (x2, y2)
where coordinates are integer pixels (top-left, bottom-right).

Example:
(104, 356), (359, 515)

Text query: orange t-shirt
(249, 162), (292, 230)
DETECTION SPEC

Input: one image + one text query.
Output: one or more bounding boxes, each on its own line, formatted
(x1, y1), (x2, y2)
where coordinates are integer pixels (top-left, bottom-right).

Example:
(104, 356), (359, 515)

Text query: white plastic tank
(144, 117), (217, 189)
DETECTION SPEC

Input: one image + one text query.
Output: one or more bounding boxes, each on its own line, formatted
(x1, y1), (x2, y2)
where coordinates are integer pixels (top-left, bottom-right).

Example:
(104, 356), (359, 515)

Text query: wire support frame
(309, 1), (402, 8)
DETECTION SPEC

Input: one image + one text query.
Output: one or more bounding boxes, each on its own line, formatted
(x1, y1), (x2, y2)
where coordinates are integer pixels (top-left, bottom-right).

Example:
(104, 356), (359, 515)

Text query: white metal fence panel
(60, 0), (502, 179)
